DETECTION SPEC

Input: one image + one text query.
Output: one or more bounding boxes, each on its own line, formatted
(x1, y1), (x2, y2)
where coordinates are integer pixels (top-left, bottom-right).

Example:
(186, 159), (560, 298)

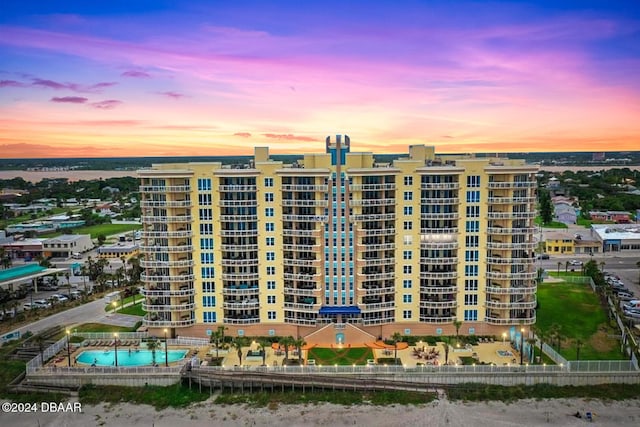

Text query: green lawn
(307, 347), (374, 365)
(103, 294), (143, 312)
(72, 323), (138, 333)
(534, 216), (568, 229)
(537, 281), (624, 360)
(41, 223), (141, 239)
(116, 302), (145, 316)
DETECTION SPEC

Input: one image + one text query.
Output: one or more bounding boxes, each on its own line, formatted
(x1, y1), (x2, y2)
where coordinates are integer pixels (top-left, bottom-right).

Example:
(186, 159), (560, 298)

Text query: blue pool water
(77, 349), (188, 367)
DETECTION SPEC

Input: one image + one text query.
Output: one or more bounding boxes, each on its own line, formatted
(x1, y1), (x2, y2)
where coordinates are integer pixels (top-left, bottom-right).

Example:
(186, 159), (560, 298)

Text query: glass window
(266, 237), (275, 246)
(265, 192), (274, 202)
(264, 177), (274, 187)
(404, 176), (413, 186)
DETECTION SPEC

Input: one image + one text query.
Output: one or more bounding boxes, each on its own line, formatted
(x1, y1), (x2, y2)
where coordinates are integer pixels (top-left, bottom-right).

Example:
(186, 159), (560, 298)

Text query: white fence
(168, 337), (209, 347)
(26, 336), (69, 374)
(74, 332), (149, 340)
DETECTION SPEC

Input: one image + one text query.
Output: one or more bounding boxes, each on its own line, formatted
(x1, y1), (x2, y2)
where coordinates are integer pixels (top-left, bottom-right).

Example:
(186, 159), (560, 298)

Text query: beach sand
(2, 396), (640, 427)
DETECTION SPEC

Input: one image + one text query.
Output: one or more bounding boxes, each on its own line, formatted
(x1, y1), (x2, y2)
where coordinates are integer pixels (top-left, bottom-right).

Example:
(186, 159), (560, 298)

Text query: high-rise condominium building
(139, 136), (538, 340)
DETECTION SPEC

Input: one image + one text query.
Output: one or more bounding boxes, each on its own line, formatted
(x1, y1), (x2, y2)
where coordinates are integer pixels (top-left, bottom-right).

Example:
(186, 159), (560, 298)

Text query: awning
(319, 306), (361, 315)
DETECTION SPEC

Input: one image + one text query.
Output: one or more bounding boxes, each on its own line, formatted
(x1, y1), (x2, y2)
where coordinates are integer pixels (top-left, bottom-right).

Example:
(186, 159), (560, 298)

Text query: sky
(1, 0), (639, 158)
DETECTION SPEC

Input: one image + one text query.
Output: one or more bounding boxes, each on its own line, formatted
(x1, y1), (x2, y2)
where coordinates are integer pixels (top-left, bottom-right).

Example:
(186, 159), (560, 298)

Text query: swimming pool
(76, 349), (188, 367)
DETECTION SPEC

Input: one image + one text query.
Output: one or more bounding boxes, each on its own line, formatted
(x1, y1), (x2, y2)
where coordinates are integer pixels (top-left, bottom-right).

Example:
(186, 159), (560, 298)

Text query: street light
(112, 301), (117, 315)
(520, 328), (525, 365)
(164, 328), (169, 367)
(502, 332), (507, 346)
(114, 333), (119, 367)
(66, 329), (71, 367)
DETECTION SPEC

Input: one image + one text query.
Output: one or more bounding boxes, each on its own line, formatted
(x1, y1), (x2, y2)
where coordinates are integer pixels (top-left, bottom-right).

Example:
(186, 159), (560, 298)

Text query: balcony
(281, 184), (328, 191)
(486, 257), (535, 265)
(220, 229), (259, 237)
(357, 258), (395, 267)
(283, 244), (320, 252)
(358, 272), (395, 281)
(357, 243), (396, 251)
(362, 316), (395, 326)
(284, 302), (318, 312)
(218, 184), (257, 192)
(349, 183), (396, 191)
(284, 317), (317, 326)
(221, 272), (260, 281)
(420, 212), (459, 220)
(486, 241), (536, 250)
(220, 244), (259, 252)
(487, 227), (536, 235)
(419, 257), (458, 265)
(357, 285), (395, 296)
(419, 271), (457, 280)
(282, 229), (320, 237)
(219, 199), (258, 207)
(487, 181), (536, 189)
(141, 287), (195, 297)
(419, 300), (457, 309)
(141, 230), (192, 239)
(219, 214), (258, 221)
(140, 200), (192, 208)
(420, 227), (458, 234)
(140, 259), (194, 268)
(486, 271), (537, 280)
(142, 302), (196, 311)
(223, 317), (261, 325)
(485, 314), (536, 325)
(420, 241), (458, 250)
(485, 300), (536, 310)
(283, 214), (328, 222)
(359, 301), (396, 312)
(140, 244), (193, 253)
(418, 315), (456, 323)
(420, 198), (460, 205)
(141, 215), (193, 223)
(420, 182), (460, 190)
(358, 228), (396, 236)
(223, 300), (260, 309)
(352, 213), (396, 221)
(488, 196), (536, 204)
(283, 272), (321, 281)
(143, 317), (196, 327)
(221, 258), (259, 267)
(420, 286), (458, 294)
(281, 199), (328, 207)
(141, 273), (194, 283)
(284, 287), (321, 296)
(139, 185), (191, 193)
(283, 258), (320, 267)
(222, 286), (259, 296)
(487, 212), (536, 220)
(350, 198), (396, 206)
(486, 285), (536, 295)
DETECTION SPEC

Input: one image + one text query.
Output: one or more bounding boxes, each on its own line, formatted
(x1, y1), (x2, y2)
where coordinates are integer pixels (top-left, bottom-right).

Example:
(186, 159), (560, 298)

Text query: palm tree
(443, 337), (451, 365)
(280, 336), (294, 363)
(636, 260), (640, 286)
(146, 337), (161, 365)
(232, 336), (249, 366)
(526, 337), (537, 364)
(391, 332), (403, 365)
(557, 262), (561, 275)
(257, 339), (269, 366)
(210, 326), (228, 359)
(575, 339), (583, 361)
(64, 271), (71, 297)
(292, 336), (306, 365)
(453, 320), (462, 345)
(34, 335), (46, 366)
(565, 261), (569, 274)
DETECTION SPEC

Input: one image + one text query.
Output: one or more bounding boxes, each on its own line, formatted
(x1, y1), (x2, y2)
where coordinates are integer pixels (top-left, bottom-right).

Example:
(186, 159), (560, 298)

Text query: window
(198, 193), (211, 205)
(264, 177), (274, 187)
(464, 279), (478, 291)
(203, 312), (216, 323)
(403, 265), (412, 274)
(199, 208), (212, 220)
(403, 279), (412, 289)
(464, 294), (478, 305)
(403, 221), (413, 230)
(466, 191), (480, 203)
(464, 309), (478, 321)
(200, 224), (213, 235)
(403, 191), (413, 201)
(202, 296), (216, 307)
(197, 178), (211, 191)
(267, 266), (275, 275)
(200, 253), (214, 264)
(404, 176), (413, 186)
(267, 311), (276, 320)
(403, 206), (413, 215)
(267, 280), (276, 290)
(464, 265), (478, 276)
(266, 237), (275, 246)
(265, 207), (274, 217)
(265, 192), (274, 202)
(202, 281), (215, 292)
(265, 222), (275, 232)
(403, 250), (412, 260)
(465, 221), (479, 233)
(467, 176), (480, 188)
(403, 310), (412, 319)
(465, 250), (479, 262)
(403, 294), (412, 303)
(201, 267), (215, 278)
(267, 295), (276, 304)
(465, 236), (479, 247)
(200, 238), (214, 250)
(266, 252), (275, 261)
(466, 206), (479, 218)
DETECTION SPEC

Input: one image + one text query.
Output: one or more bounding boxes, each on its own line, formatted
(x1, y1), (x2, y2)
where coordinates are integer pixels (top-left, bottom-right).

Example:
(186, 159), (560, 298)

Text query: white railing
(168, 336), (209, 347)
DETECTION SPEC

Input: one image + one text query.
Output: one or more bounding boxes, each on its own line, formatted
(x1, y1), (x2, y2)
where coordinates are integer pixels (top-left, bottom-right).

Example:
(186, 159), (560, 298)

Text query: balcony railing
(349, 183), (396, 191)
(222, 286), (259, 296)
(218, 185), (257, 192)
(487, 196), (536, 204)
(283, 214), (328, 222)
(284, 317), (317, 326)
(281, 199), (328, 207)
(357, 286), (395, 295)
(420, 212), (459, 220)
(283, 302), (318, 312)
(358, 228), (396, 236)
(357, 243), (396, 251)
(485, 300), (536, 310)
(281, 184), (328, 191)
(283, 287), (321, 296)
(485, 314), (536, 325)
(358, 272), (395, 281)
(220, 229), (259, 237)
(419, 300), (457, 309)
(141, 215), (193, 223)
(143, 317), (196, 327)
(282, 229), (320, 237)
(357, 258), (395, 267)
(420, 286), (458, 294)
(362, 316), (395, 326)
(486, 242), (536, 250)
(420, 198), (460, 205)
(485, 285), (537, 295)
(219, 214), (258, 221)
(420, 241), (459, 250)
(142, 302), (196, 311)
(221, 258), (259, 267)
(140, 200), (192, 208)
(141, 287), (195, 297)
(419, 271), (457, 279)
(220, 244), (259, 252)
(487, 181), (536, 189)
(418, 315), (456, 323)
(140, 259), (194, 268)
(141, 273), (194, 283)
(487, 212), (536, 220)
(219, 200), (258, 207)
(487, 227), (536, 235)
(419, 257), (458, 265)
(359, 301), (396, 312)
(486, 271), (537, 280)
(420, 182), (460, 190)
(222, 272), (260, 280)
(141, 230), (192, 239)
(140, 244), (193, 253)
(223, 317), (261, 325)
(139, 185), (191, 193)
(283, 258), (320, 267)
(350, 198), (396, 206)
(223, 300), (260, 309)
(352, 213), (396, 221)
(420, 227), (458, 234)
(283, 244), (320, 252)
(283, 273), (321, 281)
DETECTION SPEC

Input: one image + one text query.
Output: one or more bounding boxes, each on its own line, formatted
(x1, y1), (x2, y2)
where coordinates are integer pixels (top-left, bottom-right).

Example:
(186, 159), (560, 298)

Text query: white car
(569, 260), (582, 266)
(22, 303), (33, 310)
(32, 299), (51, 309)
(50, 294), (69, 303)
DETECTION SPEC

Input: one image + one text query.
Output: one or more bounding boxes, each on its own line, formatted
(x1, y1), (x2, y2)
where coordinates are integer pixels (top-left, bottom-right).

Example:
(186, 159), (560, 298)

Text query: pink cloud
(158, 91), (187, 99)
(50, 96), (88, 103)
(30, 77), (116, 93)
(263, 133), (318, 142)
(90, 100), (122, 109)
(0, 80), (28, 88)
(121, 70), (151, 78)
(234, 132), (251, 137)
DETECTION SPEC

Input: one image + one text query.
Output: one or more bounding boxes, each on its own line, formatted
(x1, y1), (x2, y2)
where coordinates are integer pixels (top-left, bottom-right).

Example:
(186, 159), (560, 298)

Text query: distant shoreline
(2, 165), (640, 183)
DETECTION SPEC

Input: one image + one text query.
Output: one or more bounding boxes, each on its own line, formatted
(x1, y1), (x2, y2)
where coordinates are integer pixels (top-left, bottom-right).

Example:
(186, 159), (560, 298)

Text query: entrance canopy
(319, 306), (361, 315)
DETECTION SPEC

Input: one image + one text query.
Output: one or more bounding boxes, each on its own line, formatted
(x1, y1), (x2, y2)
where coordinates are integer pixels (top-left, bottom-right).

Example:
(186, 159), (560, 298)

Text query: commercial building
(590, 224), (640, 252)
(97, 243), (139, 259)
(42, 234), (93, 258)
(138, 137), (538, 341)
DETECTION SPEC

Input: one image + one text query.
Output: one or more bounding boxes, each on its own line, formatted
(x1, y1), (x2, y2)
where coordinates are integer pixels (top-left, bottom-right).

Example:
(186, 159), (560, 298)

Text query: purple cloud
(90, 100), (122, 109)
(88, 82), (117, 90)
(121, 70), (151, 78)
(263, 133), (317, 142)
(158, 91), (187, 99)
(0, 80), (28, 88)
(32, 78), (67, 90)
(30, 78), (116, 93)
(234, 132), (252, 137)
(50, 96), (88, 103)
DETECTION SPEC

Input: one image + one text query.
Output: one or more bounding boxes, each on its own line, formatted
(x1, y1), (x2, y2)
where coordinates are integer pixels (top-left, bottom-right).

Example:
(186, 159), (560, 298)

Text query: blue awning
(319, 306), (361, 315)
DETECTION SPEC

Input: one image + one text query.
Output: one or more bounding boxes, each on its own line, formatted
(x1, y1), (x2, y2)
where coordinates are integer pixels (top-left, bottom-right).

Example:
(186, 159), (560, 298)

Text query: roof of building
(545, 231), (573, 241)
(44, 234), (90, 243)
(591, 224), (640, 241)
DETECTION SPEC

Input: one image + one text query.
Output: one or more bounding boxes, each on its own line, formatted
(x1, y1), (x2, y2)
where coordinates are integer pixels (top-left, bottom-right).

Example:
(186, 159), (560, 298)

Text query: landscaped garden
(536, 280), (625, 360)
(307, 347), (374, 365)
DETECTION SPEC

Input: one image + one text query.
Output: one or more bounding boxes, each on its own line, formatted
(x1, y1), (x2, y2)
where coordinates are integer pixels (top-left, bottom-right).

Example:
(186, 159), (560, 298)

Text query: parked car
(32, 299), (51, 309)
(617, 292), (635, 301)
(536, 254), (550, 260)
(569, 259), (582, 266)
(22, 303), (33, 310)
(623, 301), (640, 311)
(70, 290), (82, 299)
(624, 310), (640, 319)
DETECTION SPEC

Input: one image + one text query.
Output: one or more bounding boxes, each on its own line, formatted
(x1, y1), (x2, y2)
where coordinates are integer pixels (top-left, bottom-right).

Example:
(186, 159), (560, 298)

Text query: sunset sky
(1, 1), (639, 158)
